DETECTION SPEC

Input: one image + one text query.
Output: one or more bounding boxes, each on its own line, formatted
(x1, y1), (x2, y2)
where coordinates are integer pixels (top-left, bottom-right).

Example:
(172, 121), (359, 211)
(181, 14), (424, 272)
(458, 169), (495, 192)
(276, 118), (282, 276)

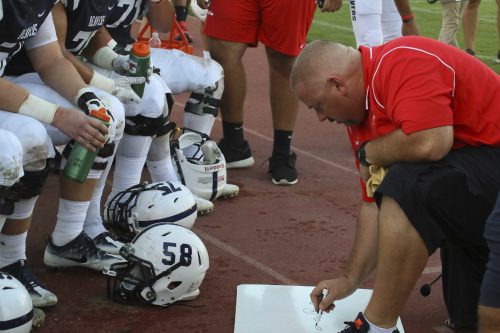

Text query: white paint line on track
(194, 228), (299, 285)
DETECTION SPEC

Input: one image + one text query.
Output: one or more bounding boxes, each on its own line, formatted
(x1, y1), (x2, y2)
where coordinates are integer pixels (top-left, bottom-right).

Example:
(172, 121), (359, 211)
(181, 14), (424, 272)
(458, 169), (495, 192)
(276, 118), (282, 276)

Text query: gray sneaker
(32, 307), (45, 328)
(1, 260), (58, 307)
(93, 232), (125, 255)
(44, 232), (125, 272)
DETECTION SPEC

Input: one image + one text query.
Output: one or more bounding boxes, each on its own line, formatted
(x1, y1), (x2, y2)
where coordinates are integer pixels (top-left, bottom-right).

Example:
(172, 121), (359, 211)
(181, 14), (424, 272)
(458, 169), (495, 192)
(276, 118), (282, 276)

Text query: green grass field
(307, 0), (500, 73)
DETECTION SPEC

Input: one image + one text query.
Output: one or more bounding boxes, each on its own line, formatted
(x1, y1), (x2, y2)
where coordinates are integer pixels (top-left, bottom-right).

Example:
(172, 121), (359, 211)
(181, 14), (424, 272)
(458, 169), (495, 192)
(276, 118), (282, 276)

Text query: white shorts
(150, 48), (224, 95)
(0, 129), (24, 187)
(349, 0), (402, 47)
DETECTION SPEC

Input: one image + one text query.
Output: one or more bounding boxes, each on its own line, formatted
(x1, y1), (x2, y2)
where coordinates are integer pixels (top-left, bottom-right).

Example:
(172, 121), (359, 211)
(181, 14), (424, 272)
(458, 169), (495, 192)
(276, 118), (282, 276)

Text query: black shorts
(374, 146), (500, 255)
(480, 192), (500, 308)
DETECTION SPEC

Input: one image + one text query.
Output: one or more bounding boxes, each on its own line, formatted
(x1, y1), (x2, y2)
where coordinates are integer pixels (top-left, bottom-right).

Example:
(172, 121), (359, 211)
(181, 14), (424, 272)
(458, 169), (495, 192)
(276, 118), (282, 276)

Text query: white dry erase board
(234, 285), (405, 333)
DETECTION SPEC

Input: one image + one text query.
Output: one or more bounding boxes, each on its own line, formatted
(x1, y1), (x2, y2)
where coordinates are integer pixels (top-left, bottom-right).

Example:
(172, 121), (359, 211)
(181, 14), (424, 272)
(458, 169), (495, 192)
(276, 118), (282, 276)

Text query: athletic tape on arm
(18, 94), (58, 124)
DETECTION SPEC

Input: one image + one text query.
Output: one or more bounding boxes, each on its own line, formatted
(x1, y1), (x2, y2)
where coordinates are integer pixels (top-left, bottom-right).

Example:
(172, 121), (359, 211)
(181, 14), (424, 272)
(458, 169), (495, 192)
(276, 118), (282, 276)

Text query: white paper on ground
(234, 284), (405, 333)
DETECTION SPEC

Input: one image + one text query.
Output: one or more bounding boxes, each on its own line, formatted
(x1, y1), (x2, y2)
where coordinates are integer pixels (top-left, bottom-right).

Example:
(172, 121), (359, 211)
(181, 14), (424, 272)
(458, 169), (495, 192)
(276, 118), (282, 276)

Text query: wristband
(149, 0), (161, 2)
(107, 38), (118, 49)
(89, 71), (115, 94)
(356, 142), (372, 167)
(93, 46), (119, 71)
(18, 94), (58, 124)
(402, 14), (414, 23)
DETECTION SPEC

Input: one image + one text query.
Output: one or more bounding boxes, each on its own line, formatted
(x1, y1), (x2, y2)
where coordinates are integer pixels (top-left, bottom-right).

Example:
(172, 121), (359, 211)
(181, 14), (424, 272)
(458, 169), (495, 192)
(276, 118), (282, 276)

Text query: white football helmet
(171, 131), (227, 201)
(190, 1), (208, 22)
(104, 223), (209, 307)
(0, 272), (33, 333)
(104, 181), (197, 242)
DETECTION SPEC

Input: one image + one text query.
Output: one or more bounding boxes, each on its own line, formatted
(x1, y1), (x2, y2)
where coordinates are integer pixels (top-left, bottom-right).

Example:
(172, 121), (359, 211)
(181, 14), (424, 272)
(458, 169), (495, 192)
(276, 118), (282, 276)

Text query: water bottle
(148, 32), (162, 48)
(128, 42), (150, 98)
(63, 108), (111, 183)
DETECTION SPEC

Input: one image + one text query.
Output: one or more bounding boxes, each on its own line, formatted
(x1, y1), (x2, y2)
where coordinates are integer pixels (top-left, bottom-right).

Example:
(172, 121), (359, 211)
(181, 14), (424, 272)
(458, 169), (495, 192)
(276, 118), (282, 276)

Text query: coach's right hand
(310, 276), (357, 313)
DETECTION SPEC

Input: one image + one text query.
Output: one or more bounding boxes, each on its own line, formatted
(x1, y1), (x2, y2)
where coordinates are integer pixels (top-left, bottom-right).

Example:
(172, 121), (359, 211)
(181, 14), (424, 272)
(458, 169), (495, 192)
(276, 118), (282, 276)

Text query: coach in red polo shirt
(291, 36), (500, 333)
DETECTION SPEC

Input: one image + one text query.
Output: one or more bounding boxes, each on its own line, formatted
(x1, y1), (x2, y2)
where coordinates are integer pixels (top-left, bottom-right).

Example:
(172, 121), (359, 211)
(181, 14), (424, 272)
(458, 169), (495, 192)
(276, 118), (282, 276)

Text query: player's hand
(111, 54), (130, 76)
(52, 106), (108, 152)
(310, 276), (357, 312)
(402, 20), (421, 36)
(320, 0), (342, 12)
(112, 75), (145, 103)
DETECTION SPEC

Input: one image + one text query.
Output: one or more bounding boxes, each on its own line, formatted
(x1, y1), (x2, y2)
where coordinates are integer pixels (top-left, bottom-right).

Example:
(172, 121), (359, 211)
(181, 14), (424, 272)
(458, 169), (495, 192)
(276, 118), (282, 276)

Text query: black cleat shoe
(44, 232), (125, 272)
(2, 260), (58, 307)
(495, 50), (500, 64)
(219, 139), (255, 169)
(268, 152), (298, 185)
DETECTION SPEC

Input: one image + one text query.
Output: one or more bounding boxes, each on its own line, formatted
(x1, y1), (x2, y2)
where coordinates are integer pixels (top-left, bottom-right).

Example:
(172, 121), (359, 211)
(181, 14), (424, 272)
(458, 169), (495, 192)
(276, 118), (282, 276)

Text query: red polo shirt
(347, 36), (500, 201)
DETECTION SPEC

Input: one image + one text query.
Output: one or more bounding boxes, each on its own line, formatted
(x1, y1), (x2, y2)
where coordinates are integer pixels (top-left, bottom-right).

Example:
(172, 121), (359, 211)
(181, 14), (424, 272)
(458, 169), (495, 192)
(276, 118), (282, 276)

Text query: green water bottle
(128, 42), (151, 98)
(63, 108), (111, 183)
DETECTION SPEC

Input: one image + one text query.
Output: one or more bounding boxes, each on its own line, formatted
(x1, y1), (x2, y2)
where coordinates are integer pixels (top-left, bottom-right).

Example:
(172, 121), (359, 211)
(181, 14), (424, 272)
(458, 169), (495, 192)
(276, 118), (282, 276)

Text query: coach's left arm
(363, 126), (454, 166)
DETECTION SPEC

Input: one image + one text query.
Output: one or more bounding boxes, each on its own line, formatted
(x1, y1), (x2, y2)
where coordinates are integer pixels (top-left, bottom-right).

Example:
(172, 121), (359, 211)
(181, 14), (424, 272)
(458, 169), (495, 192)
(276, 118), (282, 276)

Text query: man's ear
(326, 75), (346, 93)
(326, 74), (342, 88)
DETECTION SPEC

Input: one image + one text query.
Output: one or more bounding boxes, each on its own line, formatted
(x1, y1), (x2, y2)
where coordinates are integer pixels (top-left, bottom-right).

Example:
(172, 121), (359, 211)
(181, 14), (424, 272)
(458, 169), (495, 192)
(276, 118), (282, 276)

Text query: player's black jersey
(0, 0), (56, 76)
(106, 0), (146, 47)
(62, 0), (118, 55)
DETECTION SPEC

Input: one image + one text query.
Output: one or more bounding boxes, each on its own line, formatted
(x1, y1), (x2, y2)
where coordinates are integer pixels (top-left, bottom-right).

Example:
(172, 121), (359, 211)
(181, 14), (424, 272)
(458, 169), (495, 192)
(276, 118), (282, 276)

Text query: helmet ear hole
(167, 281), (182, 290)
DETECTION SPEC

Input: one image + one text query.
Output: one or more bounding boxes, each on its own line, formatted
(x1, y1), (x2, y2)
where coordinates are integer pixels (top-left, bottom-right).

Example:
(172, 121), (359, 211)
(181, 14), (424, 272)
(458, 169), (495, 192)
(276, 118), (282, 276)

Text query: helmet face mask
(104, 223), (210, 307)
(104, 181), (197, 242)
(171, 130), (227, 201)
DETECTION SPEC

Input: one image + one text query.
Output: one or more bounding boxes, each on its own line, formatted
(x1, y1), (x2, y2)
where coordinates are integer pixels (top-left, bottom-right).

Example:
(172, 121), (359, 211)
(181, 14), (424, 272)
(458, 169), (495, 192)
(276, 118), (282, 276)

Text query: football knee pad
(124, 114), (171, 137)
(0, 161), (52, 203)
(184, 80), (222, 118)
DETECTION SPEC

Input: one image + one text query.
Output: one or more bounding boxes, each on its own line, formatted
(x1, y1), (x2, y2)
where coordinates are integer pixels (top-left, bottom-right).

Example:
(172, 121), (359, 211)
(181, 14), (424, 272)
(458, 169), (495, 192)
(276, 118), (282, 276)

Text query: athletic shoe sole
(272, 177), (298, 186)
(219, 184), (239, 199)
(32, 308), (45, 328)
(226, 156), (255, 169)
(495, 58), (500, 64)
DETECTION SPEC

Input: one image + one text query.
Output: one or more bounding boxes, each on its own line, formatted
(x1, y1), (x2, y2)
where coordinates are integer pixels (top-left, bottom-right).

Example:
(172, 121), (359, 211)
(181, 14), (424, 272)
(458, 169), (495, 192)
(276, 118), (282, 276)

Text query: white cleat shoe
(195, 195), (214, 215)
(220, 183), (239, 198)
(93, 232), (125, 255)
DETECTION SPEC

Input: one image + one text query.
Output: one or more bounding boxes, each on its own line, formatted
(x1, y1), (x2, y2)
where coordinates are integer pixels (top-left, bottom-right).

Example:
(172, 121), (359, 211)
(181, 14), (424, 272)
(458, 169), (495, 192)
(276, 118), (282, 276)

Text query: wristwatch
(357, 142), (372, 167)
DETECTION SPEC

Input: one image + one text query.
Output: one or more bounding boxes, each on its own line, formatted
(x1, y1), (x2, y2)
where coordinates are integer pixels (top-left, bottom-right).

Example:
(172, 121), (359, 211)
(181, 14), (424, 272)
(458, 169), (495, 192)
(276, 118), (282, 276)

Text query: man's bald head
(291, 40), (351, 91)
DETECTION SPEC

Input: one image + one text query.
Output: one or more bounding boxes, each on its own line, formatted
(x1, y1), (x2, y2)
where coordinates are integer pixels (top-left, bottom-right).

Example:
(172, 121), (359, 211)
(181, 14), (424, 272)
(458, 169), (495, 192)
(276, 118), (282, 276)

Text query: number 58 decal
(162, 242), (193, 266)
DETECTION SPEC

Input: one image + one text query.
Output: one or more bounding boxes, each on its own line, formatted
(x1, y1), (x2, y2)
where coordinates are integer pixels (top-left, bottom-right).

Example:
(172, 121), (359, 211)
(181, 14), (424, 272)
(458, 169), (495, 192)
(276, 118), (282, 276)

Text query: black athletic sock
(175, 6), (188, 22)
(222, 121), (245, 147)
(273, 130), (292, 156)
